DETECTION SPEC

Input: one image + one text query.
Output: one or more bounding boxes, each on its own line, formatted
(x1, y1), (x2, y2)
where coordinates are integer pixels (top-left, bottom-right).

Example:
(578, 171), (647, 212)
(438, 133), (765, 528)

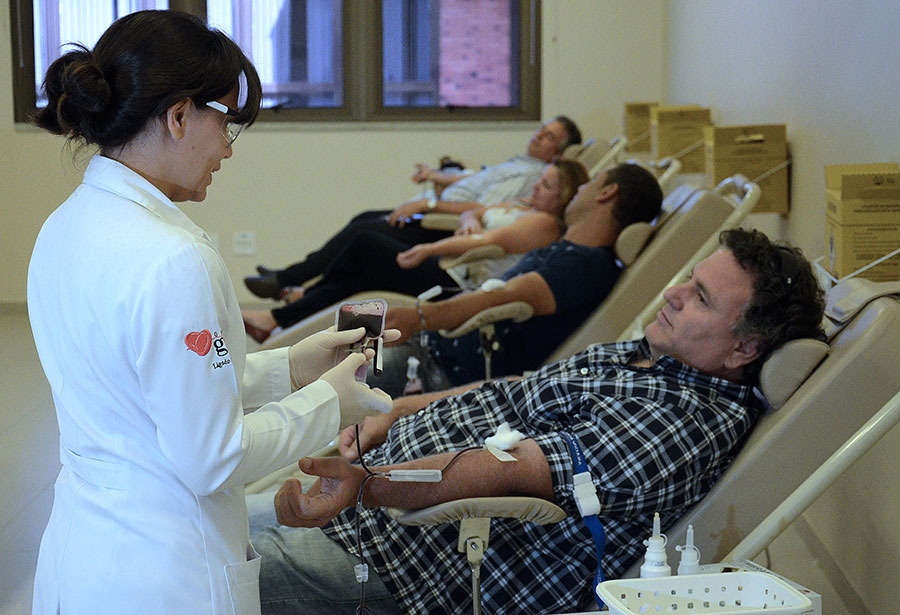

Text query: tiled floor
(0, 306), (60, 615)
(0, 305), (854, 615)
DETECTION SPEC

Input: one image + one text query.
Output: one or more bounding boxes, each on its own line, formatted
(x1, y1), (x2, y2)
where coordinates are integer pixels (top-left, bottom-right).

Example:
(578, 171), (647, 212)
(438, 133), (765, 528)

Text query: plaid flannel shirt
(322, 339), (761, 614)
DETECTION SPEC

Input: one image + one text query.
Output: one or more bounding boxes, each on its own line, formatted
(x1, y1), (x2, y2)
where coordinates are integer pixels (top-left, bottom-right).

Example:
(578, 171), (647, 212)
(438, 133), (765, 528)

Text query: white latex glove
(320, 353), (393, 430)
(288, 327), (401, 390)
(289, 326), (365, 390)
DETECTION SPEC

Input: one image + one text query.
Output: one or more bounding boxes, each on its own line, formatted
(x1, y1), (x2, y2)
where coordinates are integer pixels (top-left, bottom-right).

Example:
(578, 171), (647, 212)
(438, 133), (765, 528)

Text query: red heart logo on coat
(185, 330), (213, 356)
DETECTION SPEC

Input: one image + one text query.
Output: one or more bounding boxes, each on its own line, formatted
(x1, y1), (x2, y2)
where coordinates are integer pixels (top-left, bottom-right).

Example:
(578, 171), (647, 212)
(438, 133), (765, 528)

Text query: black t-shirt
(432, 240), (621, 384)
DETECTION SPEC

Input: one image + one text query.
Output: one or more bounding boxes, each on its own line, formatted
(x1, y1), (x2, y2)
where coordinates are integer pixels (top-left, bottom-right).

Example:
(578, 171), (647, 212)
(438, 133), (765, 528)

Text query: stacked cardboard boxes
(825, 163), (900, 281)
(704, 124), (789, 214)
(650, 105), (711, 173)
(624, 102), (657, 154)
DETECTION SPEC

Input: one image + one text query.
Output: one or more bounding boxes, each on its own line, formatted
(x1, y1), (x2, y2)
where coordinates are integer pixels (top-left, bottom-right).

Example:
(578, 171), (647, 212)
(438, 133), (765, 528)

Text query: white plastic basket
(596, 571), (813, 614)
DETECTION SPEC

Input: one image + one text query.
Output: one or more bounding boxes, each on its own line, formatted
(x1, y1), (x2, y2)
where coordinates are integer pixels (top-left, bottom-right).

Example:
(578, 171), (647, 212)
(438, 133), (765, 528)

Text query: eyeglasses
(205, 100), (245, 146)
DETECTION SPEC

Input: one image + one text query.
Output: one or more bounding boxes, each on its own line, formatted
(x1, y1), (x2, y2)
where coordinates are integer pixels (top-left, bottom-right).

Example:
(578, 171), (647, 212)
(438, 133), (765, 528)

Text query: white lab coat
(27, 155), (340, 614)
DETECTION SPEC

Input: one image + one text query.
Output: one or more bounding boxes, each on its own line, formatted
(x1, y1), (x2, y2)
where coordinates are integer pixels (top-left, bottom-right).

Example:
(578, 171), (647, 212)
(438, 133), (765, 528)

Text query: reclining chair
(579, 135), (628, 178)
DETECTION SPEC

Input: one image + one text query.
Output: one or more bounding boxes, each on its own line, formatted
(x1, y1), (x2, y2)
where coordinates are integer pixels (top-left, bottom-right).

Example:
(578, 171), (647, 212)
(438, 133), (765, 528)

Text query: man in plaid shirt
(252, 229), (825, 614)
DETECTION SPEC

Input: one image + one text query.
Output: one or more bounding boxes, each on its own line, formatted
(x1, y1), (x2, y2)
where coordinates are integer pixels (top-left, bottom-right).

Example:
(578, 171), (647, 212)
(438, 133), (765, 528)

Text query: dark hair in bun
(31, 10), (262, 152)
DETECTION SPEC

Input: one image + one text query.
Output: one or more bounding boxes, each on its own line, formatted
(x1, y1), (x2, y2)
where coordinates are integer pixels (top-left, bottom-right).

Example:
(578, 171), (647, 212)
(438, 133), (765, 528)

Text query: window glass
(14, 0), (538, 122)
(382, 0), (519, 108)
(208, 0), (343, 109)
(32, 1), (168, 108)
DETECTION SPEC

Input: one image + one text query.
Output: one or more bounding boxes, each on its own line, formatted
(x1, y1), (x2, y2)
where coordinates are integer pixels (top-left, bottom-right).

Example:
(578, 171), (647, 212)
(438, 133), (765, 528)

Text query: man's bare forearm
(361, 439), (554, 510)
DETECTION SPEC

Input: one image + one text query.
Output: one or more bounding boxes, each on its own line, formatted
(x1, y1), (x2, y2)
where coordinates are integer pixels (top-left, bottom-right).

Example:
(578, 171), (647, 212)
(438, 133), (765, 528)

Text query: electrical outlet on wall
(232, 231), (256, 255)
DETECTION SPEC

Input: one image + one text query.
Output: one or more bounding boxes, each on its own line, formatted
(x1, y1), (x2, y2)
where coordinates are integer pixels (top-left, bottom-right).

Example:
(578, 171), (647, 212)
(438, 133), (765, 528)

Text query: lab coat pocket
(224, 544), (262, 615)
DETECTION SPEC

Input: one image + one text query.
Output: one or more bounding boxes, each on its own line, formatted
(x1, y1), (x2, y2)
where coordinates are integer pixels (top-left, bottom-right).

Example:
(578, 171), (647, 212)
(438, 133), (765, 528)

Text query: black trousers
(271, 230), (460, 329)
(273, 210), (453, 288)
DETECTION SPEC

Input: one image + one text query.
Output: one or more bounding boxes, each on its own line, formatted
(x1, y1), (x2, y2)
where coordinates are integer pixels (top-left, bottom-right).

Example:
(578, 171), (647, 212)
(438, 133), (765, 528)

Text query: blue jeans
(247, 493), (402, 615)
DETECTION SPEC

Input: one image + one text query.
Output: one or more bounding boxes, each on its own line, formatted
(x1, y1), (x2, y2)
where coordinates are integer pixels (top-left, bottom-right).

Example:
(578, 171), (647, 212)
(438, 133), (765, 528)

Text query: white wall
(664, 0), (900, 260)
(664, 2), (900, 613)
(0, 0), (665, 304)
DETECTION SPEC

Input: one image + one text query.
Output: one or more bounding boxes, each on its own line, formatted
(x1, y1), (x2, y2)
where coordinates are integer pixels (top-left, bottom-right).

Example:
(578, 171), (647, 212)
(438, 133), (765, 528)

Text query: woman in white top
(394, 159), (589, 277)
(27, 10), (392, 615)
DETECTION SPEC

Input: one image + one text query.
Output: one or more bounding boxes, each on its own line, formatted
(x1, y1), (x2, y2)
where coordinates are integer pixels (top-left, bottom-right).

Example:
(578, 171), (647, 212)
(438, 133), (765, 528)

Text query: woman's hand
(288, 326), (365, 389)
(454, 209), (484, 236)
(396, 244), (431, 269)
(319, 354), (393, 429)
(289, 326), (401, 390)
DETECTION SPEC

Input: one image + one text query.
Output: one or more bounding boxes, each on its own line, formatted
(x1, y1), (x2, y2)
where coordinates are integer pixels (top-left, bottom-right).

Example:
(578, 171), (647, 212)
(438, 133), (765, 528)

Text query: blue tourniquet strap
(560, 432), (607, 610)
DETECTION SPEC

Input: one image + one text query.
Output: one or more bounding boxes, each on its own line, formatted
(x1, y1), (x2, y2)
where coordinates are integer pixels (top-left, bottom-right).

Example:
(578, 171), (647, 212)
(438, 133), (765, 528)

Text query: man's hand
(274, 457), (364, 527)
(387, 199), (427, 227)
(338, 412), (394, 461)
(396, 244), (432, 269)
(411, 163), (434, 184)
(384, 306), (421, 344)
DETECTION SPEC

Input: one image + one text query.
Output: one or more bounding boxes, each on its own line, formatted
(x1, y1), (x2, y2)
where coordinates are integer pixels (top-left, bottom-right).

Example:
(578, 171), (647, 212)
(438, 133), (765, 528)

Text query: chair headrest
(824, 277), (900, 339)
(614, 222), (654, 266)
(759, 338), (830, 409)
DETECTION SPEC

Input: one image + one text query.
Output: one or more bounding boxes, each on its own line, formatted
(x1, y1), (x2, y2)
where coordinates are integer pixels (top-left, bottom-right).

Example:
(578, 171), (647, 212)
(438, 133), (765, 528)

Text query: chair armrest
(387, 496), (566, 526)
(421, 212), (461, 231)
(438, 301), (534, 338)
(439, 244), (508, 270)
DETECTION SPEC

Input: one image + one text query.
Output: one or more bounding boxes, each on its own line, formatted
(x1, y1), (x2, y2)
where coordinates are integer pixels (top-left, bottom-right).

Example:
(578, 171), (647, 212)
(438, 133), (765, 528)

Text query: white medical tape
(486, 445), (517, 462)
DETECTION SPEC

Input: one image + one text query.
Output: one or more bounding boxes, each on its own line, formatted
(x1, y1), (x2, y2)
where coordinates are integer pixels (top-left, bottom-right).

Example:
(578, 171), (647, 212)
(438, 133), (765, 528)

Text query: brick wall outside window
(439, 0), (513, 106)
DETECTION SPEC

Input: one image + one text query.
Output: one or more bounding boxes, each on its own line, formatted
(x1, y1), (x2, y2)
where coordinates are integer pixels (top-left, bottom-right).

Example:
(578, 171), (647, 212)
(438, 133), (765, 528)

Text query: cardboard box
(704, 124), (789, 214)
(624, 102), (657, 153)
(651, 105), (711, 173)
(824, 163), (900, 281)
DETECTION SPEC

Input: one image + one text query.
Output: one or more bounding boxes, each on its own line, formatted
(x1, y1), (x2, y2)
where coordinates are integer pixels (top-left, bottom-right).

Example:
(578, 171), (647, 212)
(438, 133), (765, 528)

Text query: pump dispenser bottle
(639, 512), (671, 578)
(675, 524), (701, 575)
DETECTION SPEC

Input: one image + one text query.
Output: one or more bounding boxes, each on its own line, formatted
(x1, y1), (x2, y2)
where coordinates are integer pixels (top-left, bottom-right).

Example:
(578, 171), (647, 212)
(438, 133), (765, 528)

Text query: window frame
(9, 0), (541, 124)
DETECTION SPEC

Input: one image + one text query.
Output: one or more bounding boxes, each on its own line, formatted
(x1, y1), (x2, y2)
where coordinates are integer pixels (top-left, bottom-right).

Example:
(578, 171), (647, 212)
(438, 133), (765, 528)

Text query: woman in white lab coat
(27, 10), (392, 614)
